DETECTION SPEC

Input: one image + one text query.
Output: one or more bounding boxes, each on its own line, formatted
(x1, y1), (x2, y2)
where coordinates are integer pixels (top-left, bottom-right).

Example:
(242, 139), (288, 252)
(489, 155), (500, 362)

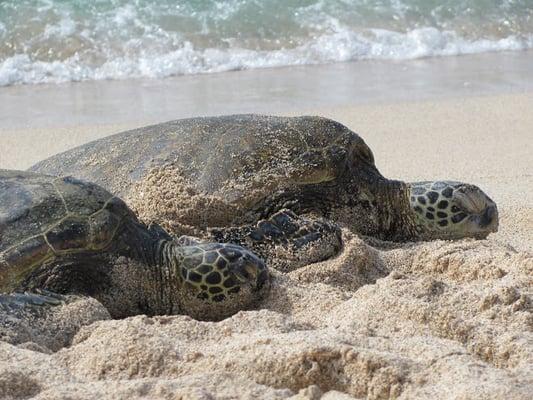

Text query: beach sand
(1, 54), (532, 399)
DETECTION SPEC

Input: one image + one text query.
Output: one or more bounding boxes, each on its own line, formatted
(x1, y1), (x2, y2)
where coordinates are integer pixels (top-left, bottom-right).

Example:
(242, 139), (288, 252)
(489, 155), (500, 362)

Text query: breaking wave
(1, 0), (532, 86)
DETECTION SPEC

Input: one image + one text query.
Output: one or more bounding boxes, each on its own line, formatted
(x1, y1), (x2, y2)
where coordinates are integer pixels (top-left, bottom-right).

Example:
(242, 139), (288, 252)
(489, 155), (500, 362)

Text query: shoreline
(1, 50), (532, 130)
(1, 50), (533, 176)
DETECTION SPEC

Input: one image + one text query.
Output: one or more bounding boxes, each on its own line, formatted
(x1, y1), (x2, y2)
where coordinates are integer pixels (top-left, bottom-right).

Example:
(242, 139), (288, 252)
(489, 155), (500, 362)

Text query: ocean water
(0, 0), (532, 86)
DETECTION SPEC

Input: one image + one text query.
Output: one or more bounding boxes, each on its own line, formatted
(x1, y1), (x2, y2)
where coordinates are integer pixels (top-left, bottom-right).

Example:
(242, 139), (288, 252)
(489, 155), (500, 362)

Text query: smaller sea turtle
(0, 170), (269, 321)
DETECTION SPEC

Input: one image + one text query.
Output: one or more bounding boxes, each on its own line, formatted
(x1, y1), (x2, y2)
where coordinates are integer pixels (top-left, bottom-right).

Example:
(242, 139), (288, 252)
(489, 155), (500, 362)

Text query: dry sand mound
(1, 229), (531, 399)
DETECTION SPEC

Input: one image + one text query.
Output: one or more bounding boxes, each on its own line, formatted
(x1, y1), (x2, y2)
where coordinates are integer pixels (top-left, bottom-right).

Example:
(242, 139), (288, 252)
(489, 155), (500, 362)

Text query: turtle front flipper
(0, 290), (66, 312)
(209, 209), (342, 272)
(175, 243), (269, 321)
(0, 291), (68, 344)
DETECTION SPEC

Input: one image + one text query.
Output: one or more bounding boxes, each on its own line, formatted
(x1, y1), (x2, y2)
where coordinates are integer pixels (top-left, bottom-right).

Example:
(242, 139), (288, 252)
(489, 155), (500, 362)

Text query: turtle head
(171, 242), (269, 321)
(408, 181), (498, 240)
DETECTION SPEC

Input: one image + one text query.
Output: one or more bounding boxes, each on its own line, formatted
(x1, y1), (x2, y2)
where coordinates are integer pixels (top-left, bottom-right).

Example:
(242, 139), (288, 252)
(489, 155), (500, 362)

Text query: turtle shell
(0, 170), (135, 291)
(30, 115), (375, 200)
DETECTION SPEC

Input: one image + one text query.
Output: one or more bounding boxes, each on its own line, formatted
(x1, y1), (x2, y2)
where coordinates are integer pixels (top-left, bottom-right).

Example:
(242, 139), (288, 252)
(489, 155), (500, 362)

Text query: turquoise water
(1, 0), (532, 85)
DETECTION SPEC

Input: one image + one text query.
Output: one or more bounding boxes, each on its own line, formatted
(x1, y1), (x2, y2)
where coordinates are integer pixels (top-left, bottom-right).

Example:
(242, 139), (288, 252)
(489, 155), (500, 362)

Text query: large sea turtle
(0, 170), (268, 321)
(31, 115), (499, 270)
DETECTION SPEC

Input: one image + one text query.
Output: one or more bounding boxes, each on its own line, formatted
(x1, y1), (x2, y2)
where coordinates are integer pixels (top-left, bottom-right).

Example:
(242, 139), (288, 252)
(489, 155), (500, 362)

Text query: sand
(1, 62), (532, 399)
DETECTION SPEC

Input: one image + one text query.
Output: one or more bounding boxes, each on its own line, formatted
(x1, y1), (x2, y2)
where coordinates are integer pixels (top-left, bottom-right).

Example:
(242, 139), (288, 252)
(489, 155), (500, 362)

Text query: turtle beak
(455, 184), (499, 238)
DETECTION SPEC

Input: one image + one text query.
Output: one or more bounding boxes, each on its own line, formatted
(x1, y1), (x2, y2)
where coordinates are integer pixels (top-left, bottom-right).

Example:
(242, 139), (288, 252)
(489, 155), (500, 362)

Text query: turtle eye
(452, 185), (489, 214)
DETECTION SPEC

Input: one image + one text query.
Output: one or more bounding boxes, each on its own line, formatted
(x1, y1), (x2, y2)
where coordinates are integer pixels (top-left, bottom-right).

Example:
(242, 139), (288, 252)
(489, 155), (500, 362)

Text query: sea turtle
(0, 170), (269, 321)
(30, 115), (498, 270)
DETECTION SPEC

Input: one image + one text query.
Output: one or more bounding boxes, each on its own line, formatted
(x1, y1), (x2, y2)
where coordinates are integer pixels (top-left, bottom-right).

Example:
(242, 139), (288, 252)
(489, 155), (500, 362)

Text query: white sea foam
(1, 0), (532, 86)
(1, 28), (531, 86)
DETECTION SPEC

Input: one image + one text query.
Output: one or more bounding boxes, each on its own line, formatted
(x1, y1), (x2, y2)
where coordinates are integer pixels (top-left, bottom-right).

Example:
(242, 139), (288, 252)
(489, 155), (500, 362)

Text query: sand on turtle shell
(126, 161), (315, 238)
(127, 165), (243, 237)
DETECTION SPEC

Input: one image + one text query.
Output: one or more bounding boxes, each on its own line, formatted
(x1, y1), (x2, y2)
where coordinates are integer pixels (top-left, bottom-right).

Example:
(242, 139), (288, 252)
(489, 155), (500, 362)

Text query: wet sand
(1, 53), (532, 399)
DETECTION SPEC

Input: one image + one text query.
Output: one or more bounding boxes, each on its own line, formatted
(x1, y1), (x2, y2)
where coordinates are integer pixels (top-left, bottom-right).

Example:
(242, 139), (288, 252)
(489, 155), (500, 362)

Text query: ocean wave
(1, 0), (532, 86)
(1, 28), (531, 86)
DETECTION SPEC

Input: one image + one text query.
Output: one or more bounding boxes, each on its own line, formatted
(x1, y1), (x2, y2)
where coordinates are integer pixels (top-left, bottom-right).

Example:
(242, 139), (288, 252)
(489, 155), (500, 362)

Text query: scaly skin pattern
(408, 181), (498, 240)
(175, 243), (268, 304)
(207, 209), (342, 272)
